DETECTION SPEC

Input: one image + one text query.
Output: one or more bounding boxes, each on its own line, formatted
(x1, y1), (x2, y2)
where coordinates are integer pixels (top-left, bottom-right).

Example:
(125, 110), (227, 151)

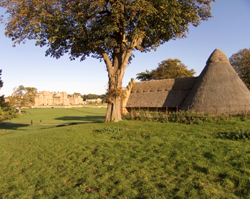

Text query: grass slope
(6, 107), (106, 124)
(0, 116), (250, 198)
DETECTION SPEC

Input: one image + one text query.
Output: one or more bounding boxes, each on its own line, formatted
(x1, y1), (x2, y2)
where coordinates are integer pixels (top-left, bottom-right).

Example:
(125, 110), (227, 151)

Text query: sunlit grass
(0, 115), (250, 198)
(6, 107), (106, 124)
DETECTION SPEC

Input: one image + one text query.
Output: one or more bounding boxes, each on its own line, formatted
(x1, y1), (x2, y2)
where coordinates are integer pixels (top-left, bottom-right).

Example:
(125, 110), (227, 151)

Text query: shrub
(219, 129), (250, 140)
(122, 109), (249, 124)
(94, 127), (127, 134)
(0, 106), (19, 121)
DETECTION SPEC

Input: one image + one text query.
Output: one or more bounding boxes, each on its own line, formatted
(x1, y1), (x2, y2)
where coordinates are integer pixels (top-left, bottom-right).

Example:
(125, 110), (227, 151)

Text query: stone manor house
(35, 91), (84, 106)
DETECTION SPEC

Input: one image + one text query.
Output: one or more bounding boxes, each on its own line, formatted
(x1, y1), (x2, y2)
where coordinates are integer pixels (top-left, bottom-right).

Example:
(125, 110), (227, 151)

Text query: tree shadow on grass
(0, 122), (30, 130)
(55, 115), (105, 126)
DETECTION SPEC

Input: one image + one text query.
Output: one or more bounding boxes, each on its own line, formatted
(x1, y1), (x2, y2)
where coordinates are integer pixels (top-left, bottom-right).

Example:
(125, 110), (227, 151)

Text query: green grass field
(6, 107), (107, 124)
(0, 108), (250, 198)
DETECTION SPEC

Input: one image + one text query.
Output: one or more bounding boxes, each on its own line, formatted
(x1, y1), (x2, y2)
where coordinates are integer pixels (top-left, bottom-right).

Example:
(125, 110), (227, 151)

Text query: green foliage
(0, 70), (19, 121)
(152, 59), (196, 79)
(1, 0), (215, 59)
(83, 94), (100, 100)
(0, 106), (18, 121)
(136, 59), (195, 81)
(123, 109), (250, 124)
(219, 129), (250, 140)
(136, 70), (153, 81)
(230, 48), (250, 89)
(82, 93), (107, 103)
(94, 127), (127, 134)
(8, 85), (37, 114)
(1, 0), (215, 121)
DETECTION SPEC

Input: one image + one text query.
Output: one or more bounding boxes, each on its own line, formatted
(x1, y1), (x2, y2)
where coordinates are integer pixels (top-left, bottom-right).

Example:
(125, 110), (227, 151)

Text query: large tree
(229, 48), (250, 90)
(0, 0), (215, 122)
(152, 58), (195, 79)
(136, 58), (195, 81)
(8, 85), (37, 114)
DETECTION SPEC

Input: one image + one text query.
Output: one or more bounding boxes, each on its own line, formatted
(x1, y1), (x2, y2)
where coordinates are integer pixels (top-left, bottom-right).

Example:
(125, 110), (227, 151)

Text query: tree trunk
(105, 72), (123, 122)
(104, 49), (130, 122)
(18, 107), (21, 115)
(105, 95), (122, 122)
(103, 38), (141, 122)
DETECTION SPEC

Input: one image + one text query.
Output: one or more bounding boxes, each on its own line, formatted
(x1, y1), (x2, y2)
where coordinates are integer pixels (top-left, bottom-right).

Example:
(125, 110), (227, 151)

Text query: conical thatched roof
(180, 49), (250, 114)
(126, 77), (197, 108)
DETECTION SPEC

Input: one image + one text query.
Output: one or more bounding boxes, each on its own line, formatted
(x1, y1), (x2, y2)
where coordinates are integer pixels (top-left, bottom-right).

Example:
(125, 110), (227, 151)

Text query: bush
(94, 127), (127, 134)
(122, 109), (249, 124)
(0, 106), (19, 121)
(219, 129), (250, 140)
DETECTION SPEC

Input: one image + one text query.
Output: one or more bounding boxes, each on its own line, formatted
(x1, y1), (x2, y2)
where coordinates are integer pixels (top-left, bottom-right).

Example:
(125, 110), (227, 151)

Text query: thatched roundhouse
(122, 49), (250, 115)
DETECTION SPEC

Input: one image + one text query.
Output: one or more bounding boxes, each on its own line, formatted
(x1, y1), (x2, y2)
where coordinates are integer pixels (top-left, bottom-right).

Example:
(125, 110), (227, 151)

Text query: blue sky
(0, 0), (250, 96)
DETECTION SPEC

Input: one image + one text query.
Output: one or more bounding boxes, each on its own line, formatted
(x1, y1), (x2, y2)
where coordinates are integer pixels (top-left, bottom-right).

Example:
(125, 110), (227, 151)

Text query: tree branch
(101, 50), (113, 75)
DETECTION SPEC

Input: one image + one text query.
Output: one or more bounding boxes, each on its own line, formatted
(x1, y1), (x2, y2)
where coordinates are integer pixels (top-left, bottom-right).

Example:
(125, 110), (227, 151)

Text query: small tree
(0, 70), (19, 121)
(229, 48), (250, 90)
(136, 58), (195, 81)
(1, 0), (215, 121)
(136, 70), (153, 81)
(9, 85), (37, 114)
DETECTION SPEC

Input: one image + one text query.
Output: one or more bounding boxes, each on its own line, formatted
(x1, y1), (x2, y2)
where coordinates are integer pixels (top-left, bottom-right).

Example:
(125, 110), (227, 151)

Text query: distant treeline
(69, 93), (108, 103)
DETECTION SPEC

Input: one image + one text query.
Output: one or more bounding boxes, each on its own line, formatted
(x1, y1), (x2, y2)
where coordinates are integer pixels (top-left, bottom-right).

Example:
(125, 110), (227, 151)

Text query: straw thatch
(126, 77), (197, 108)
(180, 49), (250, 114)
(125, 49), (250, 115)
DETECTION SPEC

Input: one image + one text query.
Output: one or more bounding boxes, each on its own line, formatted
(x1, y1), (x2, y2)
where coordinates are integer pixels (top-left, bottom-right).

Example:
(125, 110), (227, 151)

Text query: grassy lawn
(0, 110), (250, 198)
(6, 107), (106, 124)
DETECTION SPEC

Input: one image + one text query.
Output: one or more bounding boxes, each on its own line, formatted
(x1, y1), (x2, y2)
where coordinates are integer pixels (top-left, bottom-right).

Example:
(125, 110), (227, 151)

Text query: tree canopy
(9, 85), (37, 114)
(229, 48), (250, 90)
(0, 0), (215, 121)
(136, 70), (153, 81)
(136, 58), (195, 81)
